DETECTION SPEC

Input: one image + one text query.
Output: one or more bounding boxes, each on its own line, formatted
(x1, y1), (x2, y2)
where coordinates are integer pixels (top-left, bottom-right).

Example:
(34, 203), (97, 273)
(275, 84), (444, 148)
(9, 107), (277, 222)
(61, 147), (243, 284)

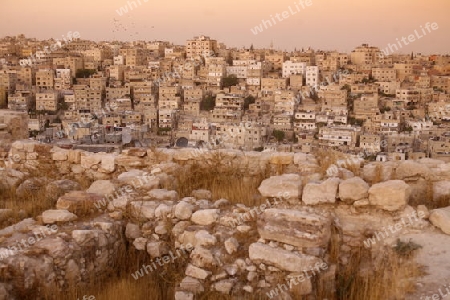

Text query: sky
(1, 0), (449, 54)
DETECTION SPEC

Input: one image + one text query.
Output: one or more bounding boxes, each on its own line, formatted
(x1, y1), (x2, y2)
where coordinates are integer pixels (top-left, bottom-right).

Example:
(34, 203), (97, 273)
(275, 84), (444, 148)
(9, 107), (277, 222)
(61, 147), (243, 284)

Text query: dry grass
(409, 181), (450, 209)
(314, 148), (345, 175)
(313, 148), (369, 177)
(0, 186), (54, 228)
(174, 159), (267, 207)
(336, 247), (424, 300)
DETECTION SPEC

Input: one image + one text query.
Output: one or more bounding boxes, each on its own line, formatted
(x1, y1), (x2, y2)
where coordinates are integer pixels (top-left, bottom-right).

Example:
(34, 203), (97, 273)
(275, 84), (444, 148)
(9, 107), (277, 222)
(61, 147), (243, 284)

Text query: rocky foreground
(1, 140), (450, 299)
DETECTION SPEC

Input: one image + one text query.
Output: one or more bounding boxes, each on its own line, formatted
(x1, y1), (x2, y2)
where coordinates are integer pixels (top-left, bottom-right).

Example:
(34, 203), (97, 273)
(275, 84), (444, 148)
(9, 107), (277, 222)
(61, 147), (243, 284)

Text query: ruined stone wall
(1, 141), (450, 299)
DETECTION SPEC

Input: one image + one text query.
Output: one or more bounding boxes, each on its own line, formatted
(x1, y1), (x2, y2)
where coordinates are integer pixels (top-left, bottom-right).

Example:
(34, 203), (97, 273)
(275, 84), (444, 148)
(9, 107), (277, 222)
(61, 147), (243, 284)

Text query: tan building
(274, 90), (297, 115)
(351, 83), (379, 94)
(319, 125), (360, 147)
(359, 134), (381, 153)
(36, 90), (58, 111)
(350, 44), (381, 65)
(394, 63), (414, 81)
(354, 93), (379, 120)
(159, 86), (182, 110)
(184, 88), (205, 101)
(372, 68), (396, 82)
(186, 36), (218, 59)
(261, 78), (288, 93)
(8, 91), (32, 111)
(0, 70), (17, 93)
(319, 87), (347, 108)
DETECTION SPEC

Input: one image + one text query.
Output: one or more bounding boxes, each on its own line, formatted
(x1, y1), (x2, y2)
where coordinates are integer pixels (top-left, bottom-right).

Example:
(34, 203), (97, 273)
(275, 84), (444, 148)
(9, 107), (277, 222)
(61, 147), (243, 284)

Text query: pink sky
(1, 0), (449, 53)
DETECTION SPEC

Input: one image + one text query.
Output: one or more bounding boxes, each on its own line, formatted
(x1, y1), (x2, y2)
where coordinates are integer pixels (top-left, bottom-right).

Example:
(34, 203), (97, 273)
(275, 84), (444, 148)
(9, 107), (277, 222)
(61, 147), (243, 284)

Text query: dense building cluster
(0, 35), (450, 160)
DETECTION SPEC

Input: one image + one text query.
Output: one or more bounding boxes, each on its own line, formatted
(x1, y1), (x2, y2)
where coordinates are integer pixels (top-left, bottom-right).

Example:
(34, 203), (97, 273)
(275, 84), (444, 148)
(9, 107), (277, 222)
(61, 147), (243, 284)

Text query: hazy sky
(1, 0), (449, 54)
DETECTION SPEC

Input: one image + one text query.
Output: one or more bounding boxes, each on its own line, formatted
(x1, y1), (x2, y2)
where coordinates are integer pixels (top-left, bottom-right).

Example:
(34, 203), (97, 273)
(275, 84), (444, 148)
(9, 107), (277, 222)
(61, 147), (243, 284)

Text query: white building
(306, 66), (319, 87)
(282, 61), (307, 78)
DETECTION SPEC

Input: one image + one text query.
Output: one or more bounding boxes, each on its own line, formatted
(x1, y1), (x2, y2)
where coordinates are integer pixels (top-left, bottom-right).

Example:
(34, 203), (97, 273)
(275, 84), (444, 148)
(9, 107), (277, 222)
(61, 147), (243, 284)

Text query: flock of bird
(111, 16), (154, 41)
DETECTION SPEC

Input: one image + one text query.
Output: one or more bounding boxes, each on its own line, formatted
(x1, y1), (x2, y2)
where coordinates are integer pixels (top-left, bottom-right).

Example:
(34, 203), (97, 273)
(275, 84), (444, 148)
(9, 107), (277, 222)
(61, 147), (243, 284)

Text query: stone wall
(1, 141), (450, 299)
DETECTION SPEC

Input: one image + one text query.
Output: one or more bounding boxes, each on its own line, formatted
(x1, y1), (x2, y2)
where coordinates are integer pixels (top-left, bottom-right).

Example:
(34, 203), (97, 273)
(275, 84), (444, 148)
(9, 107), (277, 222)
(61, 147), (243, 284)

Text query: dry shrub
(174, 159), (267, 207)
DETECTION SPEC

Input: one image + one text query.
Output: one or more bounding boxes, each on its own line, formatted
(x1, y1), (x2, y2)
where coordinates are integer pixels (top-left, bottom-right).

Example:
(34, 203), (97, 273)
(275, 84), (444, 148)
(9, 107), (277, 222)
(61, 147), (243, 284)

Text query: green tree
(221, 74), (238, 88)
(200, 95), (216, 111)
(272, 130), (285, 142)
(244, 95), (256, 110)
(76, 69), (96, 78)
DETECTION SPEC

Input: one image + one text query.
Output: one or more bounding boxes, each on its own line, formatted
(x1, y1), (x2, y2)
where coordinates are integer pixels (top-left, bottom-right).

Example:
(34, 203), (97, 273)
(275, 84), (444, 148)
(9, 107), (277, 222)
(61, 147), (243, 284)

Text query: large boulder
(16, 177), (47, 198)
(148, 189), (179, 201)
(118, 170), (160, 191)
(395, 161), (430, 180)
(302, 178), (340, 205)
(86, 180), (116, 197)
(191, 209), (219, 226)
(249, 242), (322, 272)
(56, 191), (104, 215)
(368, 180), (410, 211)
(0, 168), (26, 189)
(42, 209), (77, 224)
(257, 209), (331, 247)
(45, 179), (81, 201)
(338, 176), (369, 204)
(429, 207), (450, 234)
(258, 174), (302, 203)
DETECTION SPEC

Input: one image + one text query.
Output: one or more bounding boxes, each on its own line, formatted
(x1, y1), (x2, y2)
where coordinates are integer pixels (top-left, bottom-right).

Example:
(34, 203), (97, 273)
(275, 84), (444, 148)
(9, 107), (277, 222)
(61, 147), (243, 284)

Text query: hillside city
(1, 34), (450, 161)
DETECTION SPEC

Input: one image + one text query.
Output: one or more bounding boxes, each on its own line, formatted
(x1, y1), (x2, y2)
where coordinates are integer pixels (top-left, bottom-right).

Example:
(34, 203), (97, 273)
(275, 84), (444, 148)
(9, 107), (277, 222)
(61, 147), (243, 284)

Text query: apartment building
(261, 78), (288, 93)
(429, 137), (450, 162)
(351, 83), (379, 95)
(226, 65), (247, 79)
(294, 111), (316, 132)
(431, 76), (450, 93)
(396, 89), (420, 106)
(350, 44), (381, 65)
(394, 63), (414, 81)
(8, 91), (32, 111)
(106, 85), (131, 101)
(305, 66), (319, 87)
(427, 101), (450, 122)
(319, 87), (347, 108)
(120, 48), (145, 67)
(274, 90), (297, 115)
(55, 69), (72, 90)
(215, 122), (267, 150)
(378, 81), (400, 95)
(186, 36), (218, 59)
(17, 67), (34, 87)
(132, 82), (154, 106)
(372, 68), (396, 82)
(265, 52), (286, 70)
(208, 64), (226, 87)
(354, 93), (379, 120)
(159, 86), (182, 110)
(189, 119), (210, 143)
(380, 113), (400, 134)
(282, 61), (306, 78)
(273, 114), (293, 132)
(158, 109), (176, 128)
(0, 70), (17, 93)
(183, 99), (201, 116)
(319, 125), (360, 147)
(360, 134), (381, 153)
(36, 69), (54, 89)
(109, 65), (125, 82)
(36, 90), (58, 111)
(184, 88), (205, 101)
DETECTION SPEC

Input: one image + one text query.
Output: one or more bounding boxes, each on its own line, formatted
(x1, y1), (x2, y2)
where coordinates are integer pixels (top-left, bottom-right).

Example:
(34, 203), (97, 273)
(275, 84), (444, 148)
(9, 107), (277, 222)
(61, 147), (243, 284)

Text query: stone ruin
(0, 140), (450, 299)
